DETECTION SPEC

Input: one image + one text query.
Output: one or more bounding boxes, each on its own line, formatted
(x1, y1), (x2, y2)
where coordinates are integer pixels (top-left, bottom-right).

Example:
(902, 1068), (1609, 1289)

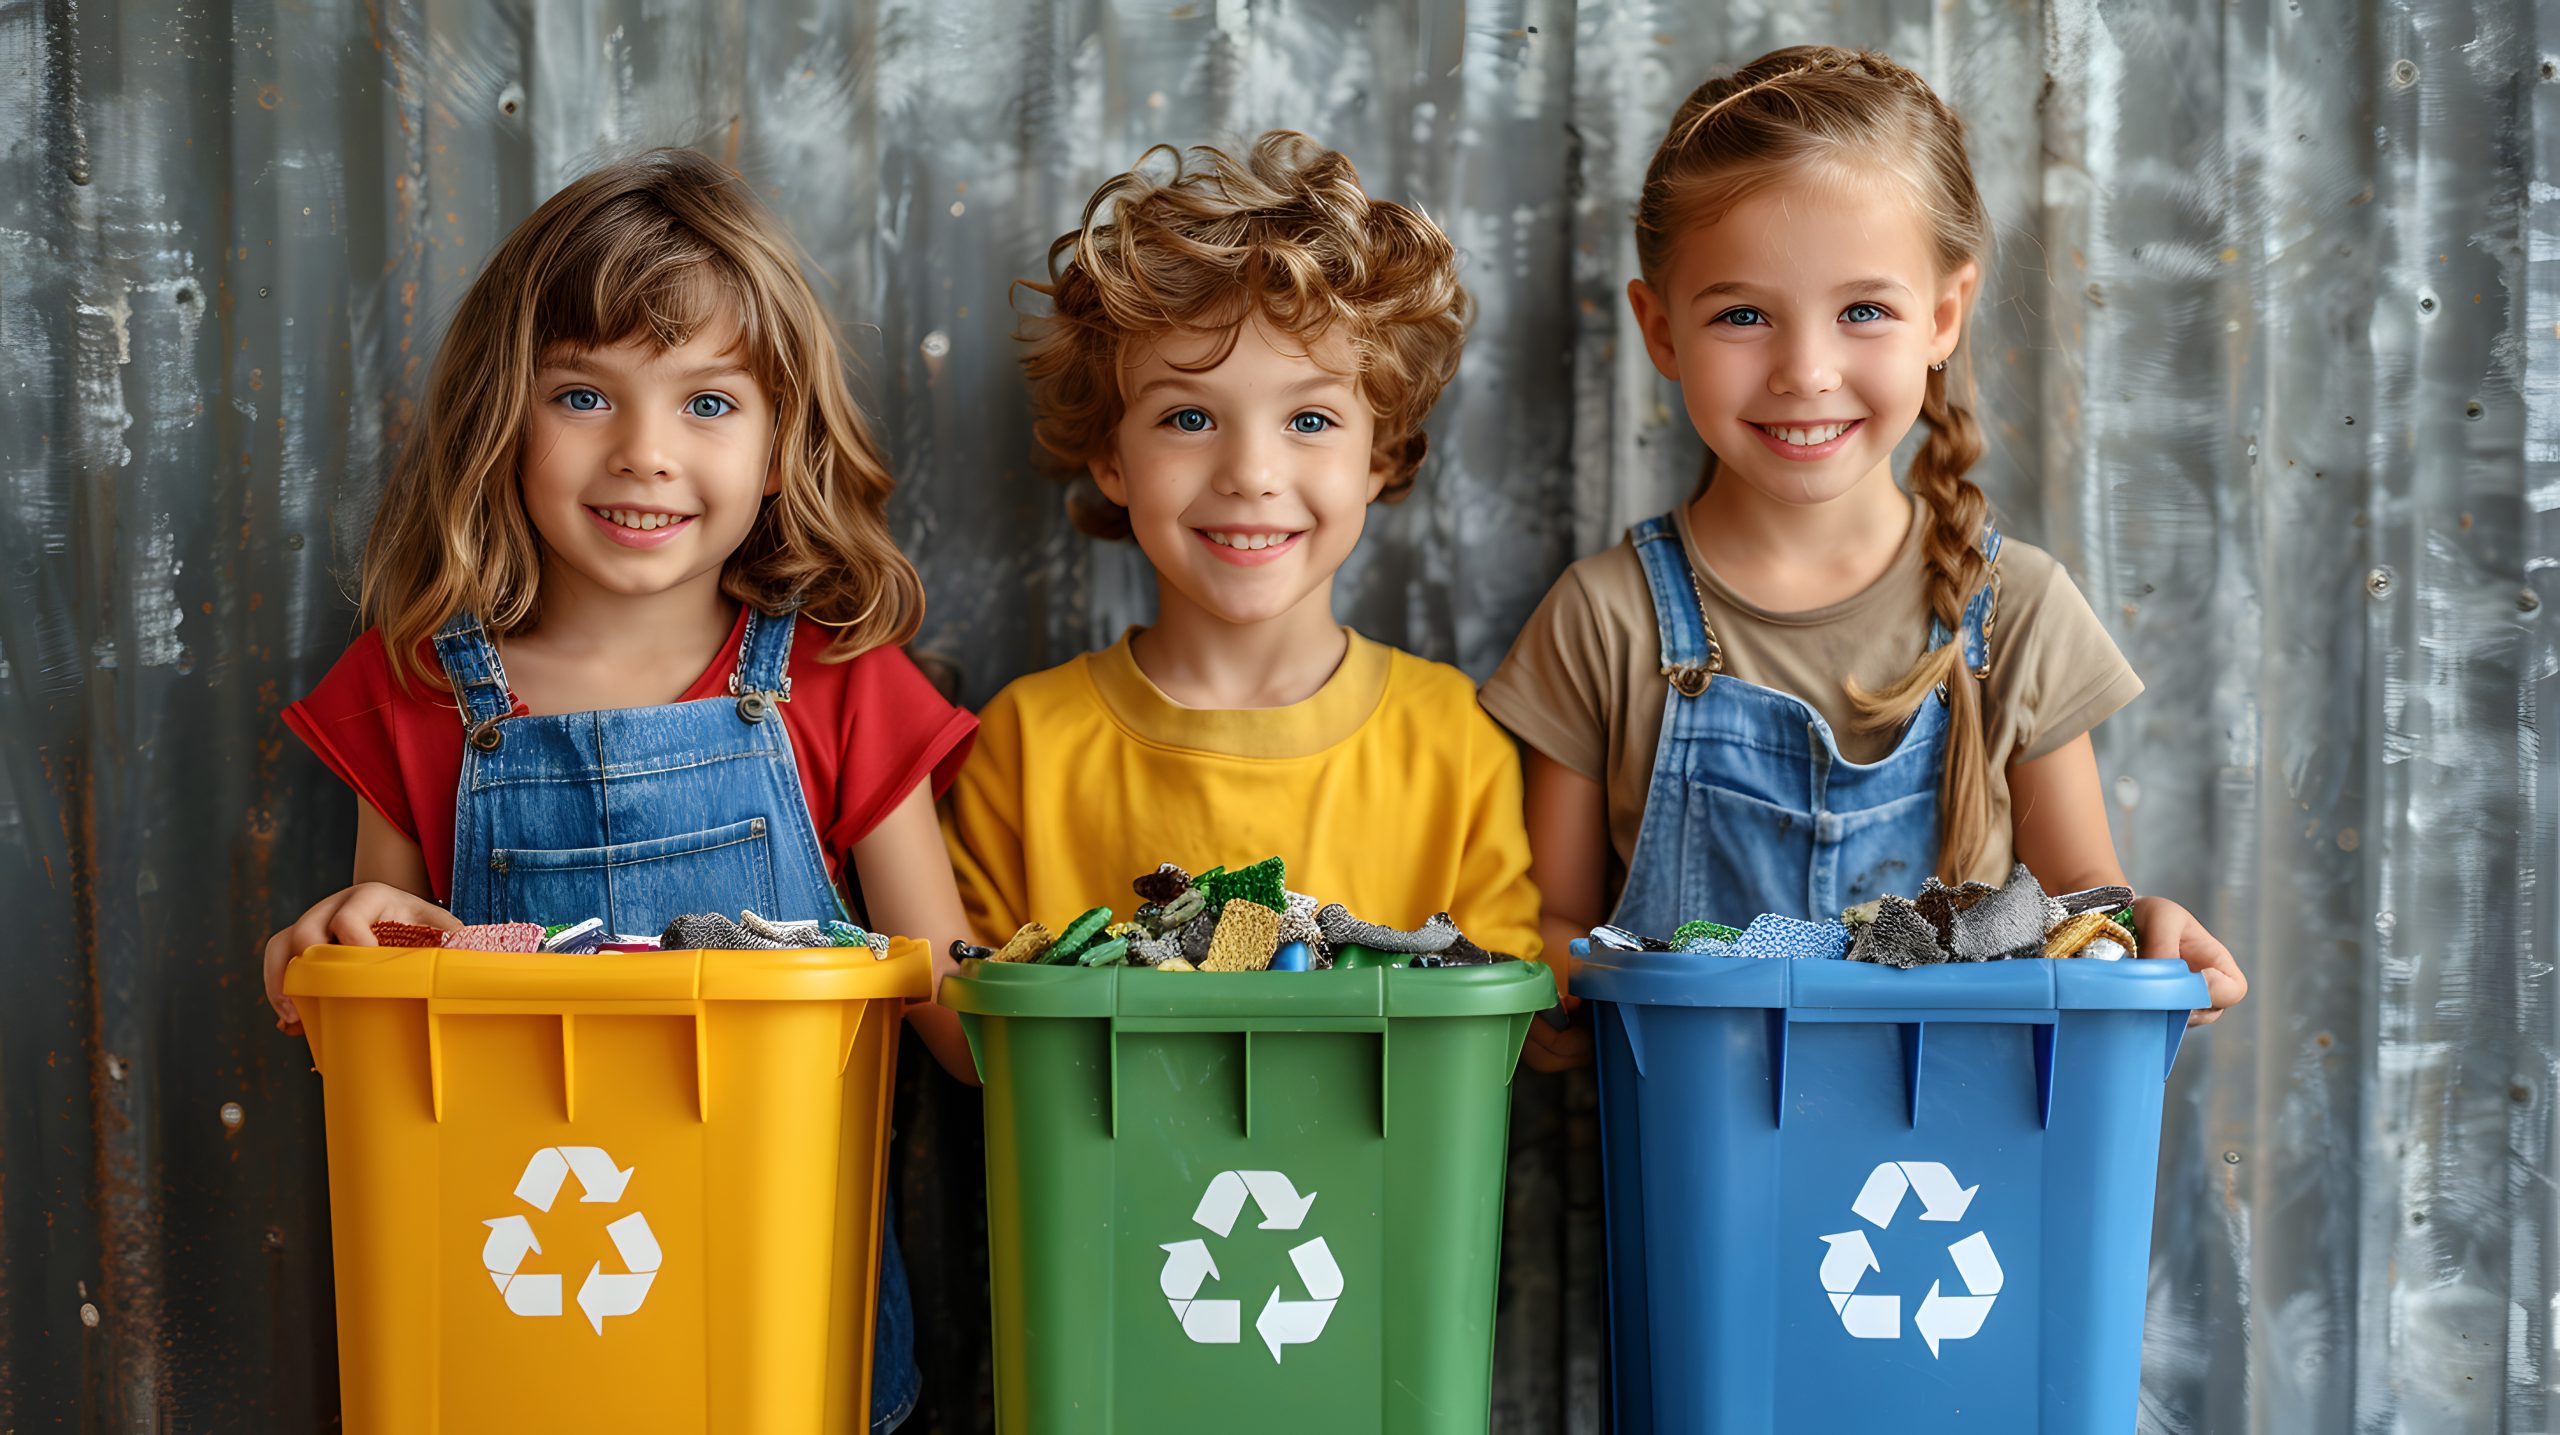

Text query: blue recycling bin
(1572, 943), (2206, 1434)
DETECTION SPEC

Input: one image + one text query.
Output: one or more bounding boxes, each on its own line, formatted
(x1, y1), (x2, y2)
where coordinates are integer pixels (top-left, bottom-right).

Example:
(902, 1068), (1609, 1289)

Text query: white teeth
(597, 508), (689, 531)
(1762, 422), (1852, 448)
(1205, 530), (1296, 551)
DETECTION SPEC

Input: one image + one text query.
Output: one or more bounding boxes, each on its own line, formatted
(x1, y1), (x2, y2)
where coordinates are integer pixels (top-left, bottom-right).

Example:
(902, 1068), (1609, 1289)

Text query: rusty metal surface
(1, 0), (2552, 1430)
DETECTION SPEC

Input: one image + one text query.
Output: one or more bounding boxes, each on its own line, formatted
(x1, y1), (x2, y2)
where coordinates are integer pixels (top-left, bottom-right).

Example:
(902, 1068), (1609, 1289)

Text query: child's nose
(1211, 428), (1286, 498)
(608, 411), (679, 480)
(1769, 336), (1843, 397)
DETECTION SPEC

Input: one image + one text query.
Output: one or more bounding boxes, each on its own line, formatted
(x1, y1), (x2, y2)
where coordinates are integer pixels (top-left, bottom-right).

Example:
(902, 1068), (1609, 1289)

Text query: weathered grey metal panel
(1, 0), (2550, 1430)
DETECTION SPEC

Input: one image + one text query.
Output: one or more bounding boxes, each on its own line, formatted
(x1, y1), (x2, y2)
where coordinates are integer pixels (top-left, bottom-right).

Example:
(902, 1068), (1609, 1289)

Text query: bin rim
(1567, 939), (2206, 1012)
(281, 939), (933, 1004)
(939, 956), (1558, 1021)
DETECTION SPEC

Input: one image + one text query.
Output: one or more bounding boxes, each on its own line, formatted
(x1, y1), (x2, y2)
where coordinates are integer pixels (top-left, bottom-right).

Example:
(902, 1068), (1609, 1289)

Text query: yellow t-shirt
(942, 628), (1543, 964)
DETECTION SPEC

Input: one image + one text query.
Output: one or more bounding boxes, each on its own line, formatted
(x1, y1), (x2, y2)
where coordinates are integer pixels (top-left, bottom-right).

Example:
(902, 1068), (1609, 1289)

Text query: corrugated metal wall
(1, 0), (2551, 1429)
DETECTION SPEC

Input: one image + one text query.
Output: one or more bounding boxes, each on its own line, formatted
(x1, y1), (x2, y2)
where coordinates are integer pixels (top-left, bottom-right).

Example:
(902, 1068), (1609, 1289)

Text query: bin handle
(1101, 1020), (1394, 1141)
(422, 998), (712, 1124)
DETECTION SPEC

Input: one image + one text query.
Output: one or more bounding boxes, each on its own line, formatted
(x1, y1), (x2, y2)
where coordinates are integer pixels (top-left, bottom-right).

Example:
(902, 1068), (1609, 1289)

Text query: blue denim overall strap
(1607, 513), (2000, 934)
(430, 606), (921, 1426)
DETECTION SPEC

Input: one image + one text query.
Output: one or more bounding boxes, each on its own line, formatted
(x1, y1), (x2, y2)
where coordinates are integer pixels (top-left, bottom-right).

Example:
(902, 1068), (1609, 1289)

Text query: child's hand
(2131, 895), (2246, 1026)
(1522, 994), (1595, 1072)
(262, 883), (458, 1035)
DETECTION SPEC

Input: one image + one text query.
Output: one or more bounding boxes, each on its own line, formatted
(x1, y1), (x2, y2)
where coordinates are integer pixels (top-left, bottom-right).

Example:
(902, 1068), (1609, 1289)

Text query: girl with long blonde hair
(260, 147), (972, 1429)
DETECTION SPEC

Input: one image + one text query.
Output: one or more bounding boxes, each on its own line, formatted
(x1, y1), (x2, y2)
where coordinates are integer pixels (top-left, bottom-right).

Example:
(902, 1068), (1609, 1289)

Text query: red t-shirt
(283, 608), (977, 902)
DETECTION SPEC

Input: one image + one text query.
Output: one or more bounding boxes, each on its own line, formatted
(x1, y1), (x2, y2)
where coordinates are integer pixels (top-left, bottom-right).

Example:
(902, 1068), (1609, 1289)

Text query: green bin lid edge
(940, 956), (1557, 1020)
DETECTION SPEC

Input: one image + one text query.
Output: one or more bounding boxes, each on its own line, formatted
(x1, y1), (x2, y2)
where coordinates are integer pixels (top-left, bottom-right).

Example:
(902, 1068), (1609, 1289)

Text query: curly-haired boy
(942, 131), (1548, 997)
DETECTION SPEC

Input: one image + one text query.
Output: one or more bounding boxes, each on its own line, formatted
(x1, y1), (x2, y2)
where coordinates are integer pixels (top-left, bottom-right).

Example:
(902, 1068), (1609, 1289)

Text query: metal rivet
(258, 287), (270, 298)
(920, 330), (951, 359)
(2367, 567), (2394, 598)
(2392, 57), (2419, 87)
(219, 1101), (245, 1130)
(2520, 589), (2541, 613)
(2418, 293), (2437, 313)
(286, 532), (305, 550)
(750, 817), (766, 836)
(2223, 1150), (2242, 1165)
(470, 721), (504, 751)
(2464, 400), (2484, 420)
(737, 692), (770, 723)
(263, 1227), (287, 1251)
(80, 1303), (100, 1328)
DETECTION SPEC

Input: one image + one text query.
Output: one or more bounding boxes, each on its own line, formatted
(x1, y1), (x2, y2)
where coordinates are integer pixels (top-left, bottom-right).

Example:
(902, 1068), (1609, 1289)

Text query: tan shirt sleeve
(1479, 561), (1621, 783)
(1983, 543), (2145, 763)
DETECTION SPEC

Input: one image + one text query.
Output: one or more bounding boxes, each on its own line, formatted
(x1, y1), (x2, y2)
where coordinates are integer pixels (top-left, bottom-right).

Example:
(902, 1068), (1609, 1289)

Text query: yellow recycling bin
(285, 941), (929, 1434)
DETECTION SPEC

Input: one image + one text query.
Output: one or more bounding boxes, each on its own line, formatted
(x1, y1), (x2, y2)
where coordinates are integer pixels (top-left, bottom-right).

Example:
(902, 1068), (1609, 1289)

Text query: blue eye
(1715, 307), (1768, 328)
(1843, 302), (1889, 324)
(560, 387), (606, 412)
(1168, 408), (1211, 433)
(686, 393), (735, 419)
(1289, 412), (1333, 435)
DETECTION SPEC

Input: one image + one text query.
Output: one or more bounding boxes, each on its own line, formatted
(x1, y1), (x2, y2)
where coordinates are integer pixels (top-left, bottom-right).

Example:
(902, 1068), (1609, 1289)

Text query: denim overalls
(1607, 511), (2001, 936)
(433, 606), (923, 1431)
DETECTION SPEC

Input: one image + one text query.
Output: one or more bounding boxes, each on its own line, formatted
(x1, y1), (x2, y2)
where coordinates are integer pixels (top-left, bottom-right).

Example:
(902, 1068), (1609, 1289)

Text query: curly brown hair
(1016, 131), (1473, 540)
(360, 147), (925, 690)
(1637, 47), (2001, 882)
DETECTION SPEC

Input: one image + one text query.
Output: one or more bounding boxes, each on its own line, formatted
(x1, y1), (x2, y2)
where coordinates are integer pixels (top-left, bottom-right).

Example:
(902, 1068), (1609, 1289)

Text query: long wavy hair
(1636, 46), (2000, 881)
(1016, 131), (1473, 539)
(360, 147), (924, 689)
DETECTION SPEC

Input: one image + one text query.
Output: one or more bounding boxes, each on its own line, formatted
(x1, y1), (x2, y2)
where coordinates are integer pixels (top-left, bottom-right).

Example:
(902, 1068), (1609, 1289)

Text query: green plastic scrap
(1201, 855), (1287, 915)
(1044, 905), (1117, 964)
(1153, 887), (1207, 931)
(1076, 937), (1130, 967)
(1672, 919), (1743, 945)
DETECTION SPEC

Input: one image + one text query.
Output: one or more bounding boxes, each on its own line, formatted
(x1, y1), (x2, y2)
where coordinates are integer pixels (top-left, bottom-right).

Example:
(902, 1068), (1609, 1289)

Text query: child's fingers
(265, 891), (347, 1031)
(2173, 924), (2245, 1009)
(328, 885), (458, 945)
(262, 925), (302, 1031)
(1522, 1012), (1595, 1072)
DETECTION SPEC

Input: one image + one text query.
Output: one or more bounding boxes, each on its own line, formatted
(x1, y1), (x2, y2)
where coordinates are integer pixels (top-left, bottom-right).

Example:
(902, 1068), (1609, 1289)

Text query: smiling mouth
(588, 506), (698, 532)
(1198, 528), (1301, 551)
(1750, 421), (1861, 448)
(1193, 527), (1306, 566)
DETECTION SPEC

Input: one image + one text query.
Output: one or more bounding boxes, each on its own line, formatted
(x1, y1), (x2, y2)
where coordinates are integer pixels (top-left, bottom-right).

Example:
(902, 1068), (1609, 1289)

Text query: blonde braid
(1845, 362), (1996, 881)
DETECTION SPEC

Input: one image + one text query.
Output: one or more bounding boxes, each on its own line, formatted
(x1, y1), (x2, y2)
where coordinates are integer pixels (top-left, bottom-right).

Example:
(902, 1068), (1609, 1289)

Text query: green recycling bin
(942, 959), (1555, 1433)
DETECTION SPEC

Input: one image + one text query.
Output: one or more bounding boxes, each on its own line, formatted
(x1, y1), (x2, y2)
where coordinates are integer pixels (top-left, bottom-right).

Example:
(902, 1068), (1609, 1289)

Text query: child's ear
(1928, 261), (1983, 368)
(1366, 437), (1402, 502)
(1088, 446), (1128, 507)
(1626, 279), (1684, 382)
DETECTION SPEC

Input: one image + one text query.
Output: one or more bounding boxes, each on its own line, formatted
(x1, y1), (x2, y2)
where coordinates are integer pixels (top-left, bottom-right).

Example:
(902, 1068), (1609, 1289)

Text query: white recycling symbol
(1816, 1160), (2003, 1358)
(1158, 1169), (1343, 1363)
(480, 1145), (663, 1335)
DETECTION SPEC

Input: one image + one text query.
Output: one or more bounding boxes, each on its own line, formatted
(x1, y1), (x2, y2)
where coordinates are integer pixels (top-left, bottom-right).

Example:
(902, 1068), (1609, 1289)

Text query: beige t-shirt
(1480, 503), (2142, 898)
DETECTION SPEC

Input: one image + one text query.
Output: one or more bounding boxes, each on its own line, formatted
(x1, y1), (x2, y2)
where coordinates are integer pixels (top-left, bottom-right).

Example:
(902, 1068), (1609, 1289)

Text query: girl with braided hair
(1484, 46), (2243, 1030)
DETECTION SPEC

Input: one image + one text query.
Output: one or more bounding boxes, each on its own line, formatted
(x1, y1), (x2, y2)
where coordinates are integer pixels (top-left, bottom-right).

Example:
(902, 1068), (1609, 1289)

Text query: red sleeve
(281, 631), (420, 841)
(827, 644), (979, 853)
